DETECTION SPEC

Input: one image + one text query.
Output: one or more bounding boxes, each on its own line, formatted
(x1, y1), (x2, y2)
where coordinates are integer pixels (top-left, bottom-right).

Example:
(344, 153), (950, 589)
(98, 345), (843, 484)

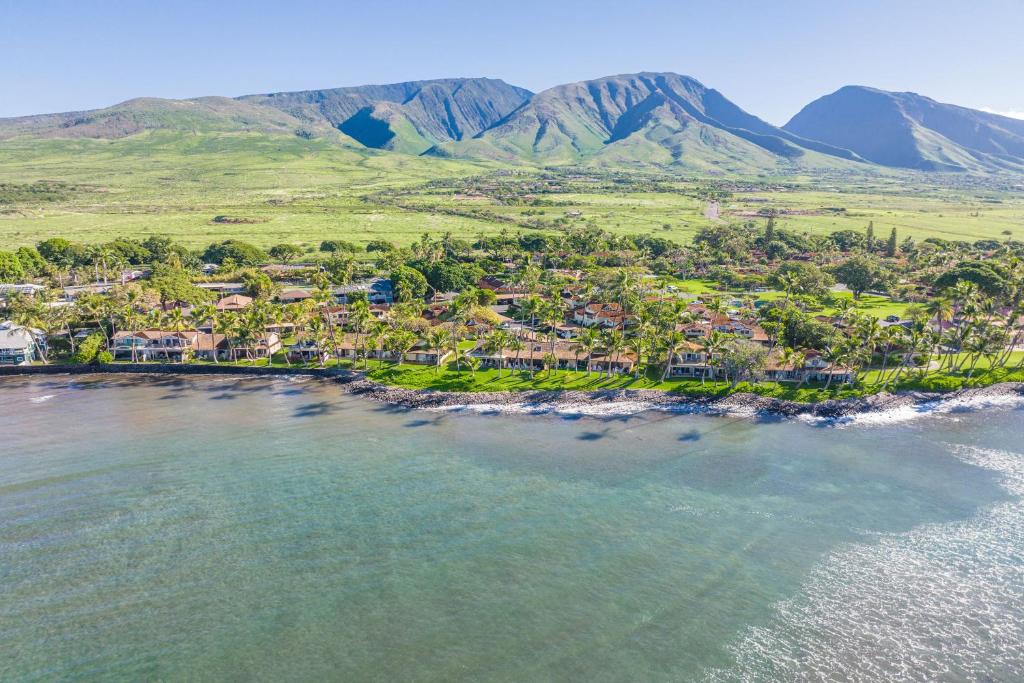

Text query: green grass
(3, 130), (1024, 249)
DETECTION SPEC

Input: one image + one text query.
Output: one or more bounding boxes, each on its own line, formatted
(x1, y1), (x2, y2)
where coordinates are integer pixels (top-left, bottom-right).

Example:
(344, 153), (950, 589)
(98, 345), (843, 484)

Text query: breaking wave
(802, 390), (1024, 428)
(706, 445), (1024, 682)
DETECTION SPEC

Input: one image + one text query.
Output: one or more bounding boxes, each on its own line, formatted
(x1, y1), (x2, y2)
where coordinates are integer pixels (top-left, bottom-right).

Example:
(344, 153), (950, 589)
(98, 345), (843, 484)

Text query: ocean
(2, 375), (1022, 681)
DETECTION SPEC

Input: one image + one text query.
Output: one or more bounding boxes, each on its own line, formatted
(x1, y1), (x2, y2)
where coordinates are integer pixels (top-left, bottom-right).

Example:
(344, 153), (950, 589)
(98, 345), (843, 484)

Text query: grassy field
(2, 130), (1023, 249)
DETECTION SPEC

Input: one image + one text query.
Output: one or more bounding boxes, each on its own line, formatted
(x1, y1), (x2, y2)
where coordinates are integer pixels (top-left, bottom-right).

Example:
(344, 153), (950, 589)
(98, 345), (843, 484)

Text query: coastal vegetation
(3, 210), (1023, 405)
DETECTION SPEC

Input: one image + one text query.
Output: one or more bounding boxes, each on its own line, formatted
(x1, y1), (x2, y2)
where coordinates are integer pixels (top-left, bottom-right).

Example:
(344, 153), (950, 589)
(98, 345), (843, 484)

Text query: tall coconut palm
(601, 329), (626, 379)
(699, 330), (728, 385)
(483, 330), (509, 377)
(577, 328), (599, 376)
(425, 327), (452, 373)
(660, 330), (688, 382)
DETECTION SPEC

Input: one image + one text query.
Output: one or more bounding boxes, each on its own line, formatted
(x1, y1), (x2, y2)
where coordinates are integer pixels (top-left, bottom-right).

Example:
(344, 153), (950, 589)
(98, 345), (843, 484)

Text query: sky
(2, 0), (1023, 124)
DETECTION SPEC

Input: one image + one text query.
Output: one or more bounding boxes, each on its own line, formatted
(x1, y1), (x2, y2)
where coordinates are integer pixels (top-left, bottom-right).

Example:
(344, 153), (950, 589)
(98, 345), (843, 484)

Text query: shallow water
(1, 375), (1022, 681)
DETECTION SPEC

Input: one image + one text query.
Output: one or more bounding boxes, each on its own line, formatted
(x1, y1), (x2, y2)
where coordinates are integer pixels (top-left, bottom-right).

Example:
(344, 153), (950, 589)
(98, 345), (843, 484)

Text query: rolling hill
(427, 72), (864, 172)
(784, 86), (1024, 172)
(0, 96), (339, 141)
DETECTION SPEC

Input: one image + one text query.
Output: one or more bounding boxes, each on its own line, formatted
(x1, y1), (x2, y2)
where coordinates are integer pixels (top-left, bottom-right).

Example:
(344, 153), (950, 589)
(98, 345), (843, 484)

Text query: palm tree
(425, 328), (452, 373)
(601, 329), (625, 379)
(483, 330), (509, 377)
(387, 330), (418, 367)
(577, 328), (599, 376)
(348, 298), (373, 368)
(507, 334), (525, 374)
(215, 311), (239, 363)
(660, 330), (688, 382)
(699, 330), (728, 385)
(822, 345), (846, 390)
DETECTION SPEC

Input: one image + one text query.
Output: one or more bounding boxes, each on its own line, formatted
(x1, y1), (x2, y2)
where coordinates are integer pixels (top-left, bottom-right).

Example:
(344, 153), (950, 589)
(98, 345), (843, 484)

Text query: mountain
(0, 96), (331, 140)
(240, 78), (533, 154)
(784, 86), (1024, 172)
(427, 72), (863, 172)
(0, 78), (532, 154)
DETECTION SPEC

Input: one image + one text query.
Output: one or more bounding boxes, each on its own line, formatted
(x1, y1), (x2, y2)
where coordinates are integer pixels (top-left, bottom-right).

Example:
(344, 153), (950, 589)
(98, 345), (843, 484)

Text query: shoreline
(4, 362), (1023, 420)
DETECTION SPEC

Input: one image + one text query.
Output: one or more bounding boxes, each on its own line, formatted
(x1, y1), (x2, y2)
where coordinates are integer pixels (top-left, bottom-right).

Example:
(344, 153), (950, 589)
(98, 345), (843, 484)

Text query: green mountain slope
(428, 72), (863, 172)
(784, 86), (1024, 172)
(0, 96), (339, 140)
(241, 78), (533, 154)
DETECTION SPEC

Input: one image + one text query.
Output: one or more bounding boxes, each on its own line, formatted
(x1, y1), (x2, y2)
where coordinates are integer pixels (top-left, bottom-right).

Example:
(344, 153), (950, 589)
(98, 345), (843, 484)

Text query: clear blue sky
(2, 0), (1022, 123)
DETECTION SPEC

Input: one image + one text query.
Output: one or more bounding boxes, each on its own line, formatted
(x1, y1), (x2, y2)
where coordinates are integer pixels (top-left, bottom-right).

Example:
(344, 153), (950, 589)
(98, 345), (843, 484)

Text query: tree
(886, 227), (898, 257)
(202, 240), (267, 265)
(865, 221), (875, 252)
(37, 238), (75, 265)
(833, 255), (883, 299)
(147, 264), (211, 306)
(577, 328), (599, 376)
(16, 246), (47, 276)
(241, 269), (277, 299)
(365, 240), (395, 253)
(390, 266), (428, 302)
(0, 250), (26, 281)
(319, 239), (359, 254)
(660, 331), (688, 381)
(268, 243), (304, 262)
(425, 328), (452, 372)
(764, 216), (775, 244)
(74, 332), (105, 365)
(771, 261), (834, 300)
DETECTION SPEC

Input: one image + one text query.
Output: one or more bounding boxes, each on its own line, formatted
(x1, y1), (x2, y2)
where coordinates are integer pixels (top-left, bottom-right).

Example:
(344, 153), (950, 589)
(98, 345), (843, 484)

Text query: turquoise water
(1, 376), (1023, 681)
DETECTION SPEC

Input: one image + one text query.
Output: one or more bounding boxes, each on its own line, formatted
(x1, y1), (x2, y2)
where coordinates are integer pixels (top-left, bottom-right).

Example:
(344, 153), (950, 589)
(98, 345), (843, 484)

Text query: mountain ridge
(2, 74), (1022, 175)
(784, 85), (1024, 172)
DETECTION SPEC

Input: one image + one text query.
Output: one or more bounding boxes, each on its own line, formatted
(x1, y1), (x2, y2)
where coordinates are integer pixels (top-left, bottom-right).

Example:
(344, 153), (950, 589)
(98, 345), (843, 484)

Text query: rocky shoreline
(337, 374), (1024, 419)
(4, 363), (1022, 419)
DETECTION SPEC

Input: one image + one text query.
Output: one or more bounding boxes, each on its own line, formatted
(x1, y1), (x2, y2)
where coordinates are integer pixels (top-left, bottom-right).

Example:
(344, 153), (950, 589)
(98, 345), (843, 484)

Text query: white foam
(29, 395), (55, 404)
(707, 445), (1024, 681)
(801, 391), (1024, 429)
(427, 400), (727, 418)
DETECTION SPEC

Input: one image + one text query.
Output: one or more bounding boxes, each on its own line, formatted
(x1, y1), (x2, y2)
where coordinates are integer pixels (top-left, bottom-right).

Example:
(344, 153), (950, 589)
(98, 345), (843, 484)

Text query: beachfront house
(471, 339), (636, 374)
(111, 330), (198, 362)
(0, 321), (42, 365)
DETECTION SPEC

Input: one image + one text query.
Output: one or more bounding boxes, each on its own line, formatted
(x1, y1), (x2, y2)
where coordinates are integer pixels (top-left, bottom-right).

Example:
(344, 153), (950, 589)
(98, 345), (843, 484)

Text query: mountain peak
(784, 85), (1024, 172)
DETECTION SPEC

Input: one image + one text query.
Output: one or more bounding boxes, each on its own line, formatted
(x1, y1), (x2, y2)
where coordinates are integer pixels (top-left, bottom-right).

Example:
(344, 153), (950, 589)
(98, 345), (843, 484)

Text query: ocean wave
(427, 400), (729, 418)
(28, 395), (55, 404)
(706, 445), (1024, 682)
(800, 391), (1024, 429)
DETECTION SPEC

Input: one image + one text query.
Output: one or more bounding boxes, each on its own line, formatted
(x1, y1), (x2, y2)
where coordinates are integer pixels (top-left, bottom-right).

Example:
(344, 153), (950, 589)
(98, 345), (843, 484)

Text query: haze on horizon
(2, 0), (1023, 124)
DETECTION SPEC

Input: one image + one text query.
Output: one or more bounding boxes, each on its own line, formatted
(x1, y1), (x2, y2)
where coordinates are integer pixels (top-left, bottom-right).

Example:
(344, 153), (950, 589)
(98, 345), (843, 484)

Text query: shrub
(96, 350), (114, 364)
(74, 332), (105, 364)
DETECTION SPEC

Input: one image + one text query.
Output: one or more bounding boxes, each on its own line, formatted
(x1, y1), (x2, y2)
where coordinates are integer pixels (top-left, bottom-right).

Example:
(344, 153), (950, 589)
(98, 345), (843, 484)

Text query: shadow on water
(404, 416), (446, 428)
(293, 401), (344, 418)
(678, 429), (701, 442)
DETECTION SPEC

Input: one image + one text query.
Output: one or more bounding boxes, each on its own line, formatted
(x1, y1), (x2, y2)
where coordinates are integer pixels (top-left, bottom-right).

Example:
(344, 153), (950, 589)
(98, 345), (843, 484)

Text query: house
(0, 283), (46, 299)
(110, 330), (198, 361)
(334, 278), (393, 305)
(801, 351), (854, 384)
(215, 294), (253, 311)
(471, 339), (636, 373)
(234, 332), (282, 360)
(666, 343), (714, 378)
(0, 321), (41, 365)
(477, 275), (514, 294)
(197, 282), (244, 295)
(573, 302), (632, 329)
(279, 289), (312, 305)
(192, 333), (230, 362)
